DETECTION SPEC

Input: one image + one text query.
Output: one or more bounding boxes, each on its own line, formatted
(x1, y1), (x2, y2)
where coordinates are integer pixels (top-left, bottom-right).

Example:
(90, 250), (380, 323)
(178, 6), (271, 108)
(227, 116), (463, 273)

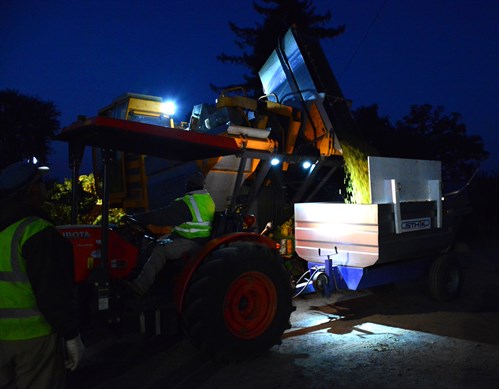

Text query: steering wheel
(118, 215), (157, 242)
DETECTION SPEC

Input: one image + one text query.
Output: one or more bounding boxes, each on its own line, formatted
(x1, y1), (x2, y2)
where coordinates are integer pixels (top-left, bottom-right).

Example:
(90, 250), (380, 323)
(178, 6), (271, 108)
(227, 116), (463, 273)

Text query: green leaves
(44, 174), (125, 225)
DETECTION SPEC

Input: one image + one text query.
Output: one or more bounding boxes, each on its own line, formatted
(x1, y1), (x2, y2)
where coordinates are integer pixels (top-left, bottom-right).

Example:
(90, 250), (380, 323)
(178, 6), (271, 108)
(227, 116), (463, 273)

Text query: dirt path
(68, 239), (499, 389)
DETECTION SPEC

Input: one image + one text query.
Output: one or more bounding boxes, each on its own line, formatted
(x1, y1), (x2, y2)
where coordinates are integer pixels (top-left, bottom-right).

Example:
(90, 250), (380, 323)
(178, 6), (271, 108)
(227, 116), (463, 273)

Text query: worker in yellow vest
(126, 171), (215, 296)
(0, 161), (84, 389)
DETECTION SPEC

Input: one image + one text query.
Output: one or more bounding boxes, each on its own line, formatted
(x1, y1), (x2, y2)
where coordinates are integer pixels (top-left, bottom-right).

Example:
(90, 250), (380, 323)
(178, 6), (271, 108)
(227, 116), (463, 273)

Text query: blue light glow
(271, 157), (281, 166)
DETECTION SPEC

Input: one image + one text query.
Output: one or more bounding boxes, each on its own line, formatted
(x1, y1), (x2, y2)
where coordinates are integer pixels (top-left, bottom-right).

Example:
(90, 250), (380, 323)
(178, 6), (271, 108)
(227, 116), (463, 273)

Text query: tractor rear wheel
(183, 242), (294, 360)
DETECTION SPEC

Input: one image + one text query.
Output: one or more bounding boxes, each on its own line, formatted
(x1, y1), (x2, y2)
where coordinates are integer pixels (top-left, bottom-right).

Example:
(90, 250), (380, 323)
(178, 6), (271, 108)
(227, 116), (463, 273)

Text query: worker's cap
(186, 171), (205, 188)
(0, 160), (49, 198)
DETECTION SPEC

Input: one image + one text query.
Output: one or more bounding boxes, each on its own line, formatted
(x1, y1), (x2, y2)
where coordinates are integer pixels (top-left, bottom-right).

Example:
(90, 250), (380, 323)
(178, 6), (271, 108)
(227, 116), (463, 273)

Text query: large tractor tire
(428, 254), (462, 302)
(183, 241), (294, 360)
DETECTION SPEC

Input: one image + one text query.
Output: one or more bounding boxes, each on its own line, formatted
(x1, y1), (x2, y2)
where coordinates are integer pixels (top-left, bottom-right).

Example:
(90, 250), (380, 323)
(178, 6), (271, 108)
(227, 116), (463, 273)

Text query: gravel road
(68, 238), (499, 389)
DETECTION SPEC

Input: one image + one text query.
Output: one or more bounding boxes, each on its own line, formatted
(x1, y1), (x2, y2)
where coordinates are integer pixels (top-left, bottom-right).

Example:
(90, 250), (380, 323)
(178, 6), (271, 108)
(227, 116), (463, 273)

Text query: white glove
(64, 334), (85, 371)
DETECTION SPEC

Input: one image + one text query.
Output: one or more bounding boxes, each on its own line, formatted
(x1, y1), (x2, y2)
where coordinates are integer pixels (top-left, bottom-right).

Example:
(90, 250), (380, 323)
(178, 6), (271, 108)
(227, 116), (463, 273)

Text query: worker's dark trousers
(133, 237), (199, 294)
(0, 332), (66, 389)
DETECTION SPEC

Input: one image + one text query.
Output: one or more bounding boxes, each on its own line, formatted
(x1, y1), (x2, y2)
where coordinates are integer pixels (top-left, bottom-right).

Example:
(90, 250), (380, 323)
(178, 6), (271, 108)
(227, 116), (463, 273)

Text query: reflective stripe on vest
(173, 193), (215, 239)
(0, 217), (54, 340)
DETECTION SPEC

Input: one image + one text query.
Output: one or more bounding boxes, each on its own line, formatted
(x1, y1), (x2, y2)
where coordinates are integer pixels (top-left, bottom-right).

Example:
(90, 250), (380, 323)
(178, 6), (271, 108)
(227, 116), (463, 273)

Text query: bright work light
(161, 101), (176, 116)
(271, 157), (280, 166)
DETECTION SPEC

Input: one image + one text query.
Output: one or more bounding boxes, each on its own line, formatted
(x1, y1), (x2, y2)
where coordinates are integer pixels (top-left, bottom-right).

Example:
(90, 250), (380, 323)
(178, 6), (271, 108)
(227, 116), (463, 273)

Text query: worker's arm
(25, 227), (85, 371)
(24, 226), (80, 340)
(133, 199), (191, 227)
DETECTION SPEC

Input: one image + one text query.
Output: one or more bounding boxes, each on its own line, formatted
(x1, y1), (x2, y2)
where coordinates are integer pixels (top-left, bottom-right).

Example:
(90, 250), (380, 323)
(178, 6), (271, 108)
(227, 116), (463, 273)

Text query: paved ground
(67, 238), (499, 389)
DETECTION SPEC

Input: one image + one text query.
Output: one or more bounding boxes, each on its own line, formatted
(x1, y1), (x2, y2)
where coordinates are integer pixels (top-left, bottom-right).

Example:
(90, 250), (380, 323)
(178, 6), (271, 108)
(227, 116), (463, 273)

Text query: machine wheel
(183, 242), (294, 360)
(428, 254), (462, 302)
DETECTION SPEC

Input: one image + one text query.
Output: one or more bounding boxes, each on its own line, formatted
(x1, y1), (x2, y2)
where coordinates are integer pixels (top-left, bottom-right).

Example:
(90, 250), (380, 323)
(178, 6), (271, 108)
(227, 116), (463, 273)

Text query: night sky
(1, 0), (498, 180)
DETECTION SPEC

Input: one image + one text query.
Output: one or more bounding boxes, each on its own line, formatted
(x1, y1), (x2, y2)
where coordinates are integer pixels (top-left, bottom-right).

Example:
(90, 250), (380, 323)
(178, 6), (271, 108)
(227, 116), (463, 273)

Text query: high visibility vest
(173, 193), (215, 239)
(0, 216), (54, 340)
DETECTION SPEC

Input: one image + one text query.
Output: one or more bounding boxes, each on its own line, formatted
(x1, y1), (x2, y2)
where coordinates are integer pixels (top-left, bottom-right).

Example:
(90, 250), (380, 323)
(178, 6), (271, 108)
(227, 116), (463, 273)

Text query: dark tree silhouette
(394, 104), (488, 181)
(351, 104), (394, 154)
(0, 89), (60, 169)
(213, 0), (345, 96)
(353, 104), (489, 182)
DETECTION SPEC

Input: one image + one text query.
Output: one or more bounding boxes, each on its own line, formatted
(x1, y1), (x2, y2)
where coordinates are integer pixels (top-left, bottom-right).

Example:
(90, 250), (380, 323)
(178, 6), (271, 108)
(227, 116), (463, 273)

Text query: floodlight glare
(161, 101), (176, 116)
(271, 157), (281, 166)
(302, 161), (312, 169)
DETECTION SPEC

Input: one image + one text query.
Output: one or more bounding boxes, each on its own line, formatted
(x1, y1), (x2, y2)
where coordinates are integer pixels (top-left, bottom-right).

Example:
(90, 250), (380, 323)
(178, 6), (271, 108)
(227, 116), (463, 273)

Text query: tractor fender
(174, 232), (278, 313)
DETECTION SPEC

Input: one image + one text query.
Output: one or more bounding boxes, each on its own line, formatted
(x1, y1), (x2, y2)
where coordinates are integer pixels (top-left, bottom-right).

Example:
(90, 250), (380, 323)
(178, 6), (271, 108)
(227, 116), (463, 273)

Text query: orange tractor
(57, 26), (348, 359)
